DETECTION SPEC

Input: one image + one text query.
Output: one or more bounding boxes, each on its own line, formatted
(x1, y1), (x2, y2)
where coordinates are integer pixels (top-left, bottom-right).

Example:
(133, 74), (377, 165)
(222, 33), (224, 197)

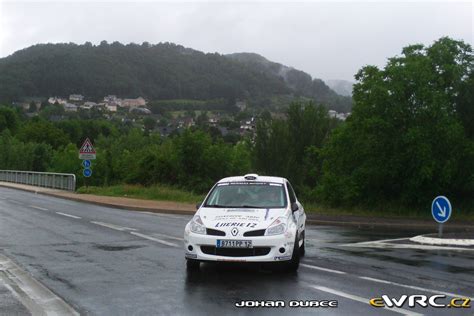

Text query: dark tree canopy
(0, 42), (351, 112)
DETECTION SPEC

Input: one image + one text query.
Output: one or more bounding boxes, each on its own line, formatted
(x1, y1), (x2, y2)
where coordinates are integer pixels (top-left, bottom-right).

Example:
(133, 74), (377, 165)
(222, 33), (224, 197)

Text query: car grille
(200, 246), (271, 257)
(206, 228), (226, 236)
(243, 229), (266, 237)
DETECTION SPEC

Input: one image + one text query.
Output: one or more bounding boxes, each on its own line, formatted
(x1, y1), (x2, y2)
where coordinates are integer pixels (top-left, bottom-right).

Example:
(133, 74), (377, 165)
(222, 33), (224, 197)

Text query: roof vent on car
(244, 173), (259, 180)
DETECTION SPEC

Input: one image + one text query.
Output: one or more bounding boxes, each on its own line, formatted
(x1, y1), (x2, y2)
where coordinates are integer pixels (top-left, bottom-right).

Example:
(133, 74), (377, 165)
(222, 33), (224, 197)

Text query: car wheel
(283, 237), (300, 272)
(186, 259), (200, 271)
(299, 231), (305, 257)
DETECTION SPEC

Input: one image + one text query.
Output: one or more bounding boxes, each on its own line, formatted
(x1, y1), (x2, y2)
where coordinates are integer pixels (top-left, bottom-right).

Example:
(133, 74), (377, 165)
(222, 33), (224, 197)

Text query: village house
(80, 101), (97, 110)
(48, 97), (67, 105)
(69, 94), (84, 101)
(121, 97), (146, 108)
(106, 104), (117, 112)
(64, 103), (78, 112)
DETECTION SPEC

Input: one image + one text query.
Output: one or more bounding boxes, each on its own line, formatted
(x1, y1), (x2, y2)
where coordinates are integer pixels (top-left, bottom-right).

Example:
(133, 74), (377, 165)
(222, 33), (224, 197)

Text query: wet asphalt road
(0, 186), (473, 316)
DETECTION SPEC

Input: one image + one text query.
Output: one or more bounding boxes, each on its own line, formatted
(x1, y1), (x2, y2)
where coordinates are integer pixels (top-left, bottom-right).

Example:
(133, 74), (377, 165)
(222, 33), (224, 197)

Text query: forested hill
(0, 42), (352, 112)
(227, 53), (352, 112)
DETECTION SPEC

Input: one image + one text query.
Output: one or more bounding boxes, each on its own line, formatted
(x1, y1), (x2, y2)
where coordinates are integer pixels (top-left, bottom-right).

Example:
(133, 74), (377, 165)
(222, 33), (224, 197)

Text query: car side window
(286, 182), (296, 204)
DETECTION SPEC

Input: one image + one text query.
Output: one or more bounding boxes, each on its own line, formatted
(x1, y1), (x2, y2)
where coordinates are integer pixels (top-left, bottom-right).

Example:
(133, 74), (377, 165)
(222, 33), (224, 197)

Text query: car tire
(186, 259), (200, 271)
(283, 237), (300, 272)
(299, 231), (305, 257)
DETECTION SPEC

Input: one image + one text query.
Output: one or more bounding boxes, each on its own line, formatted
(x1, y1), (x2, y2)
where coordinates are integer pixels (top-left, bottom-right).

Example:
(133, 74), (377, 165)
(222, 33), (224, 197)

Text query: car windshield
(204, 182), (287, 208)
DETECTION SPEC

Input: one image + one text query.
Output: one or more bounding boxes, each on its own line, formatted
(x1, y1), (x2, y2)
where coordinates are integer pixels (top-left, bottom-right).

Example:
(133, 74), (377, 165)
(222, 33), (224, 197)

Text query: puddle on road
(93, 244), (145, 251)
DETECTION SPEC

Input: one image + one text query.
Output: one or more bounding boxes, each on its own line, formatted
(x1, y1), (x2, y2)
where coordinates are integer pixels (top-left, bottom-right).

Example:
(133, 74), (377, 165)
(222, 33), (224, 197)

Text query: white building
(106, 104), (117, 112)
(69, 94), (84, 101)
(122, 97), (146, 108)
(48, 97), (67, 105)
(64, 103), (78, 112)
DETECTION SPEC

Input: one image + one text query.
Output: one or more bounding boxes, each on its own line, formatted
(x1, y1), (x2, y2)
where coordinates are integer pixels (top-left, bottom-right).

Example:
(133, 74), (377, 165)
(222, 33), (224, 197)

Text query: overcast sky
(0, 1), (472, 81)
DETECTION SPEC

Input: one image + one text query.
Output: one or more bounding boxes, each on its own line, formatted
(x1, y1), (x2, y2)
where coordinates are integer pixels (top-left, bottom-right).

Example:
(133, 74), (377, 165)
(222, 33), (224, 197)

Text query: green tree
(143, 117), (156, 134)
(28, 101), (37, 113)
(254, 101), (335, 192)
(318, 37), (474, 208)
(0, 106), (19, 133)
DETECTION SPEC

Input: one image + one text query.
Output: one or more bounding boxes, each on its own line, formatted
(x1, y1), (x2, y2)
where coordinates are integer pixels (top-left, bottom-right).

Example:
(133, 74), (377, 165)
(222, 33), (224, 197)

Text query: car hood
(198, 207), (289, 233)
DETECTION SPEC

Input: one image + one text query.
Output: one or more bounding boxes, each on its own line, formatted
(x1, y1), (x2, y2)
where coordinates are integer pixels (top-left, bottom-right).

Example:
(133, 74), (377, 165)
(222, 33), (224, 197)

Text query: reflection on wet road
(0, 187), (472, 315)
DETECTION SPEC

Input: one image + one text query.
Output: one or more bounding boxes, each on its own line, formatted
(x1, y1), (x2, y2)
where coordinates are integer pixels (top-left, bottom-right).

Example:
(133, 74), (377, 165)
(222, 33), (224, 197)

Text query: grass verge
(77, 184), (204, 204)
(77, 184), (474, 221)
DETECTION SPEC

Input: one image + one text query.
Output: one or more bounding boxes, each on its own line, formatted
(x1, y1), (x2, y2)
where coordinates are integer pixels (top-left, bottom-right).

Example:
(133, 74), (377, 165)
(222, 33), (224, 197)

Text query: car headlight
(190, 215), (206, 235)
(265, 217), (287, 236)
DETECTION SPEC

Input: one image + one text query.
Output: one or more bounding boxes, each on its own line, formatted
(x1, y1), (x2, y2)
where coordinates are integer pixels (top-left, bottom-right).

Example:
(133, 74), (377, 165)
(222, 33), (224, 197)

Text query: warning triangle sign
(80, 138), (96, 154)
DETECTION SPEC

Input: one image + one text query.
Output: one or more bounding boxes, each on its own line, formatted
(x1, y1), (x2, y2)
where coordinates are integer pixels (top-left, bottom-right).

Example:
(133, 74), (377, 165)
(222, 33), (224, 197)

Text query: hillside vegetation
(0, 41), (351, 112)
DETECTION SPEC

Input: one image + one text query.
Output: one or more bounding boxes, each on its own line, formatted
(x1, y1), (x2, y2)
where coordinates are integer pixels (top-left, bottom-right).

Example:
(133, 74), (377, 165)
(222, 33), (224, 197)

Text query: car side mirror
(196, 202), (201, 210)
(291, 202), (299, 212)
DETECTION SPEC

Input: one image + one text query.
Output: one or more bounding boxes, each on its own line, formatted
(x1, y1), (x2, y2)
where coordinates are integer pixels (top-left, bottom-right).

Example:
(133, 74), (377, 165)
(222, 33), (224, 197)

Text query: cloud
(0, 1), (472, 81)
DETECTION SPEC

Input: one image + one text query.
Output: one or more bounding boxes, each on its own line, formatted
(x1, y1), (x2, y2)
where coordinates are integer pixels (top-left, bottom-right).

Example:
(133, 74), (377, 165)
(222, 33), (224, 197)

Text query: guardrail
(0, 170), (76, 191)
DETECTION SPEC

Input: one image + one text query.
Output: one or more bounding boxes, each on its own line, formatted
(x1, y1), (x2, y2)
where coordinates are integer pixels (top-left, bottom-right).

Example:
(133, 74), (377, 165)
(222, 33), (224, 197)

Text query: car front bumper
(183, 225), (296, 262)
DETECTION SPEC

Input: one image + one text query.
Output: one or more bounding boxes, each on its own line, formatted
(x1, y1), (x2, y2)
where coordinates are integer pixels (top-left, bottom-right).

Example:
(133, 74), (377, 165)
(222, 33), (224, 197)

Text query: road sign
(83, 168), (92, 177)
(82, 159), (91, 168)
(431, 196), (452, 224)
(79, 138), (96, 160)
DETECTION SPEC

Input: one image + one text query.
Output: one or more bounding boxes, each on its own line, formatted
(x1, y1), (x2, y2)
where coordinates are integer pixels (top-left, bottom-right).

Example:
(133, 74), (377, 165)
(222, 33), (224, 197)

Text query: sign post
(431, 196), (452, 238)
(79, 138), (96, 187)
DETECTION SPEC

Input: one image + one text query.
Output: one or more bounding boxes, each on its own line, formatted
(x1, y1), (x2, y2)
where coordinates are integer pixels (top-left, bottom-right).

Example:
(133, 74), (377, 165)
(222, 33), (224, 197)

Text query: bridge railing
(0, 170), (76, 191)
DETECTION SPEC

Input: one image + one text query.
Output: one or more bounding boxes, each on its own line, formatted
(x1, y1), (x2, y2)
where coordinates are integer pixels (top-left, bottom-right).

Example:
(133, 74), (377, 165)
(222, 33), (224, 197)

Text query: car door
(286, 181), (305, 239)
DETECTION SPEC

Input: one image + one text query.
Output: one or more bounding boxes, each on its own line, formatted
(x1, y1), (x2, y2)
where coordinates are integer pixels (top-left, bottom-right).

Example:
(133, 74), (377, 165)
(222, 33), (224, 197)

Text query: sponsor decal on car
(214, 222), (258, 228)
(214, 214), (261, 221)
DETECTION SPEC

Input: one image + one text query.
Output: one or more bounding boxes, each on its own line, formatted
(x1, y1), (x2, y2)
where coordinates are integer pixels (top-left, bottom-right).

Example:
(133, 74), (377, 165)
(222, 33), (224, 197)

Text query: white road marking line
(359, 276), (474, 300)
(56, 212), (81, 219)
(301, 263), (346, 275)
(344, 242), (474, 252)
(138, 211), (188, 219)
(130, 232), (179, 247)
(152, 232), (184, 241)
(7, 199), (24, 205)
(310, 285), (423, 316)
(29, 205), (48, 211)
(90, 221), (135, 231)
(348, 237), (410, 245)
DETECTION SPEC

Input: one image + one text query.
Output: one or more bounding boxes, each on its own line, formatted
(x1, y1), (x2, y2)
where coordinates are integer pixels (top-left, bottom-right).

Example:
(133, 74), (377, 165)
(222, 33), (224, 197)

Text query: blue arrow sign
(82, 159), (91, 168)
(431, 196), (452, 224)
(83, 168), (92, 178)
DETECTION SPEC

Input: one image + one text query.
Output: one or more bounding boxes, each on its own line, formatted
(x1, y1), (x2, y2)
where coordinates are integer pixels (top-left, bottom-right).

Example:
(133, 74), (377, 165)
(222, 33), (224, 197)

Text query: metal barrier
(0, 170), (76, 191)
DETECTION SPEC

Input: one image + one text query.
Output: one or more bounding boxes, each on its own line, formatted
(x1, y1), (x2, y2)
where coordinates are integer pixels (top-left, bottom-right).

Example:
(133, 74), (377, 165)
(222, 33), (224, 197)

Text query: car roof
(217, 174), (287, 184)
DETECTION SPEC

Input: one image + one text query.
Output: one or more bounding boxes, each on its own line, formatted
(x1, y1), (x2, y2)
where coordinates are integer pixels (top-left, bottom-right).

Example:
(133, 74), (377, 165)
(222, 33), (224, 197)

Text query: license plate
(216, 240), (252, 248)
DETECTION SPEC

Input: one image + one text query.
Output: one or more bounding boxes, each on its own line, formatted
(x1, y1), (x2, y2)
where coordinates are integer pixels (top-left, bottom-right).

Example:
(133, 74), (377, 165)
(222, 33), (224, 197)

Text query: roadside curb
(43, 192), (196, 216)
(0, 182), (196, 215)
(410, 235), (474, 247)
(305, 219), (447, 232)
(0, 254), (79, 316)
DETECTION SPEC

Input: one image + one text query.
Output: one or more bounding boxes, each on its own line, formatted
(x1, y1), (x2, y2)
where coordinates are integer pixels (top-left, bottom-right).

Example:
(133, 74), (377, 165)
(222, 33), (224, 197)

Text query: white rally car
(184, 174), (306, 271)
